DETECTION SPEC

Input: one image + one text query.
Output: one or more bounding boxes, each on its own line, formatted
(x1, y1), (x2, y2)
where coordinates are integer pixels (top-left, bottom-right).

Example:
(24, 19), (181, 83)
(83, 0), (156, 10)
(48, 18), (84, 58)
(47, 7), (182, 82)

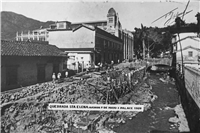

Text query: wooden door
(37, 65), (45, 83)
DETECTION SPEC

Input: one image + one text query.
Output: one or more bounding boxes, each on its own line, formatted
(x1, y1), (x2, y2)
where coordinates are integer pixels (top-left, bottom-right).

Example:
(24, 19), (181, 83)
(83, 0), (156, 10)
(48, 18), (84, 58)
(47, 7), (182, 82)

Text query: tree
(134, 26), (172, 58)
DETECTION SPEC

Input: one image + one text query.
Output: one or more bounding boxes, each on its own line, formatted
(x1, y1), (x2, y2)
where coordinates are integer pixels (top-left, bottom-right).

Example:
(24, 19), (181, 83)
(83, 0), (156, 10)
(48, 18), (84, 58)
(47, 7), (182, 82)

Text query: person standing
(86, 64), (89, 73)
(52, 73), (56, 83)
(65, 71), (69, 78)
(57, 73), (61, 82)
(63, 120), (69, 133)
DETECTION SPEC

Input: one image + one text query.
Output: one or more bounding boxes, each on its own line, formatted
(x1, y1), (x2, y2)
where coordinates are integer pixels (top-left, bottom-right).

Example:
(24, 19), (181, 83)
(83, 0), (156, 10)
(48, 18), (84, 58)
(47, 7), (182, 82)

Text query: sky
(1, 0), (199, 31)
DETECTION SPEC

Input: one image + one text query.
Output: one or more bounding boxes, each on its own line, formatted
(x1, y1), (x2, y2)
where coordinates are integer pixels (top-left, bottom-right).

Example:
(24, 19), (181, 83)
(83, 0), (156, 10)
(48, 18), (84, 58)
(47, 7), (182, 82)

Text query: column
(28, 31), (30, 40)
(16, 32), (18, 41)
(37, 32), (39, 41)
(21, 31), (23, 41)
(124, 33), (127, 60)
(123, 32), (125, 60)
(128, 35), (130, 60)
(126, 33), (128, 60)
(93, 52), (96, 65)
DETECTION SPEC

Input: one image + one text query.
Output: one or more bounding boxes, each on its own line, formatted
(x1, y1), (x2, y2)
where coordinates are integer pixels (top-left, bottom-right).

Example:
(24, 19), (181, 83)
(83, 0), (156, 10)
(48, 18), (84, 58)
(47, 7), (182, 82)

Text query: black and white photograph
(1, 0), (200, 133)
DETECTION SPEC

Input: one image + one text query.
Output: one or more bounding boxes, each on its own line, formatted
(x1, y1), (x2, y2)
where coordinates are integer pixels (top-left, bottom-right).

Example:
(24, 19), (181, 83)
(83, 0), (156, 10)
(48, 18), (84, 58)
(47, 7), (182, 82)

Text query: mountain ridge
(1, 11), (55, 40)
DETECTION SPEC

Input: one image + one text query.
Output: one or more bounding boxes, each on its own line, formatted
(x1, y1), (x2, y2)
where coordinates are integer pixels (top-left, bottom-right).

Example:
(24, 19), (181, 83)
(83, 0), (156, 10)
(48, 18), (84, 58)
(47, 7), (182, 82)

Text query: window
(6, 66), (18, 85)
(188, 51), (193, 57)
(37, 64), (46, 83)
(104, 40), (108, 48)
(57, 23), (66, 29)
(63, 59), (68, 70)
(50, 25), (56, 29)
(109, 18), (113, 23)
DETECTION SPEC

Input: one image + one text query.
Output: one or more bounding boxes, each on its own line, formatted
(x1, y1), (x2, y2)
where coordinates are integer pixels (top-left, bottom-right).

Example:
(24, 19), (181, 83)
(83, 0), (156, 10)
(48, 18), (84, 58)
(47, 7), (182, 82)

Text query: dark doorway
(53, 63), (59, 76)
(37, 65), (45, 83)
(95, 53), (101, 65)
(6, 66), (18, 86)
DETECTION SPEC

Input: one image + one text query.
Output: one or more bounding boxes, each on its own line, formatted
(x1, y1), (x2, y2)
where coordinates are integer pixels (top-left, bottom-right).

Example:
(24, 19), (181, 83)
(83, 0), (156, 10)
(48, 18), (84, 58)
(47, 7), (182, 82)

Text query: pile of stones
(1, 65), (154, 133)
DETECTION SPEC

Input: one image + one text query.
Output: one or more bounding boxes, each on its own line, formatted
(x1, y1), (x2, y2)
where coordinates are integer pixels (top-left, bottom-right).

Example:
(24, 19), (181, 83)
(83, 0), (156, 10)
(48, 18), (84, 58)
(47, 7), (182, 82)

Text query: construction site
(1, 60), (193, 133)
(1, 1), (200, 133)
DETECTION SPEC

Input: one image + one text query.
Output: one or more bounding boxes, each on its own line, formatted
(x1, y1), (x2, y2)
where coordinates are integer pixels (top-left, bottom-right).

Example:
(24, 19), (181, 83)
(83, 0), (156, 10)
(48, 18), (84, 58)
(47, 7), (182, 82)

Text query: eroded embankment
(1, 63), (151, 133)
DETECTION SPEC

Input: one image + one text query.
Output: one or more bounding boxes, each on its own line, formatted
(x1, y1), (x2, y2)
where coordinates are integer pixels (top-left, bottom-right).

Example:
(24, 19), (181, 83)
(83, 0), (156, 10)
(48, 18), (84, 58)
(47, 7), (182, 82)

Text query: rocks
(1, 65), (149, 133)
(97, 128), (116, 133)
(9, 106), (15, 113)
(169, 116), (180, 123)
(168, 104), (190, 132)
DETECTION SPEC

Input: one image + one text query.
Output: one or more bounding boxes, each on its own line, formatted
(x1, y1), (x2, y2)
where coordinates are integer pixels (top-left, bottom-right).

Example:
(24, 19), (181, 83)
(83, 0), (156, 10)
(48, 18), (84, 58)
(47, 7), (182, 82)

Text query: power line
(152, 7), (178, 24)
(182, 0), (190, 20)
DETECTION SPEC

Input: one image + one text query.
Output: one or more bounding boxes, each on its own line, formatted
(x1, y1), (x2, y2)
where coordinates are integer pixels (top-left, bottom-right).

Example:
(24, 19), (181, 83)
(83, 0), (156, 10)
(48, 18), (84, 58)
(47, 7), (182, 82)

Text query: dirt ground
(114, 73), (180, 133)
(1, 65), (188, 133)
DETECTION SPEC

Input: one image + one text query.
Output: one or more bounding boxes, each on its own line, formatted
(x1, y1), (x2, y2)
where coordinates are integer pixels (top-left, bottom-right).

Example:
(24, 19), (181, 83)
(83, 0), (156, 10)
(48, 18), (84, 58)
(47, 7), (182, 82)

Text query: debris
(159, 78), (168, 83)
(169, 116), (179, 124)
(1, 64), (148, 133)
(168, 104), (190, 132)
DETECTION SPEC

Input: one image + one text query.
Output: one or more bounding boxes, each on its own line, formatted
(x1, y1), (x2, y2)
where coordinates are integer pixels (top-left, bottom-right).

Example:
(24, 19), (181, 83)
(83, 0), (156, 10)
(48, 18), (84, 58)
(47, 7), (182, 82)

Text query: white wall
(176, 33), (200, 50)
(177, 47), (199, 61)
(48, 27), (95, 48)
(67, 53), (91, 70)
(176, 33), (200, 62)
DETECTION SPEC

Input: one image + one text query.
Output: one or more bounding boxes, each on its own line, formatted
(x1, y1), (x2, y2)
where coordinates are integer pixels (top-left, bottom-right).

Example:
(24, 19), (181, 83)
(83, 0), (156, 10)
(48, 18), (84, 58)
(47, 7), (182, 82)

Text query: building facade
(16, 8), (134, 61)
(16, 28), (49, 42)
(1, 40), (67, 91)
(174, 33), (200, 63)
(48, 24), (123, 70)
(121, 29), (134, 61)
(176, 46), (200, 62)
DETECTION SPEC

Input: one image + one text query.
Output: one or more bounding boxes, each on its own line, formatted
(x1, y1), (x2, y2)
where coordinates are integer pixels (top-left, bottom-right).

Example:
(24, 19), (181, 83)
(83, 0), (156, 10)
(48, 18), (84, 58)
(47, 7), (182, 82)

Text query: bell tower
(107, 8), (117, 30)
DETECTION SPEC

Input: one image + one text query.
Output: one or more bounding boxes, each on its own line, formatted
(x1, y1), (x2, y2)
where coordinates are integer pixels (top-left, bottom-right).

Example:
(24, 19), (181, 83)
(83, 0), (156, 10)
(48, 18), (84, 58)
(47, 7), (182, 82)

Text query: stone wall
(175, 66), (200, 132)
(184, 66), (200, 109)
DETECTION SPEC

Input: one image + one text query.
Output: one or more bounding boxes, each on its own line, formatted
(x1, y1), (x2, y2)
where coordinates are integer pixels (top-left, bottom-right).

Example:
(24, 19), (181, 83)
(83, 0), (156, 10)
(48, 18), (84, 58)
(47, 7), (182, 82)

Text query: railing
(17, 33), (47, 37)
(16, 32), (48, 41)
(144, 58), (172, 67)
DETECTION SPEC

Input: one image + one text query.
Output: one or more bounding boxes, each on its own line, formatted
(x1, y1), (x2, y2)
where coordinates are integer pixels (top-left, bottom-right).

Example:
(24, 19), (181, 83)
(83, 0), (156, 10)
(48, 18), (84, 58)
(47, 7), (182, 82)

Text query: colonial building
(121, 29), (134, 61)
(16, 27), (49, 42)
(176, 46), (200, 62)
(16, 8), (134, 61)
(174, 33), (200, 63)
(69, 8), (134, 60)
(1, 40), (67, 91)
(48, 23), (123, 69)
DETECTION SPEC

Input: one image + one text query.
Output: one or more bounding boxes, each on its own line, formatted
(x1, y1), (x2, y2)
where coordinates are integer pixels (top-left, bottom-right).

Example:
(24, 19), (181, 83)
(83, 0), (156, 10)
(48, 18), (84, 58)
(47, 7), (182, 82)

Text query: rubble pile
(168, 104), (190, 132)
(1, 65), (157, 133)
(1, 82), (61, 105)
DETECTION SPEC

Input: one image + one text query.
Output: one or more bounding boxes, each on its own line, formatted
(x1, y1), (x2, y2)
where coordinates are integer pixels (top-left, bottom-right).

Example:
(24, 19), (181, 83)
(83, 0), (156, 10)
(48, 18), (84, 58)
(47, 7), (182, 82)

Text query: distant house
(176, 45), (200, 62)
(175, 33), (200, 63)
(1, 40), (67, 91)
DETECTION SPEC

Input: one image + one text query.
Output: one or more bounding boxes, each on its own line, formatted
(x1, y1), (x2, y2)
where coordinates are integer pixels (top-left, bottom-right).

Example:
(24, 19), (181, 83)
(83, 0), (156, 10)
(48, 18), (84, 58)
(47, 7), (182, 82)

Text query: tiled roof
(176, 45), (200, 52)
(72, 24), (95, 32)
(1, 40), (65, 57)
